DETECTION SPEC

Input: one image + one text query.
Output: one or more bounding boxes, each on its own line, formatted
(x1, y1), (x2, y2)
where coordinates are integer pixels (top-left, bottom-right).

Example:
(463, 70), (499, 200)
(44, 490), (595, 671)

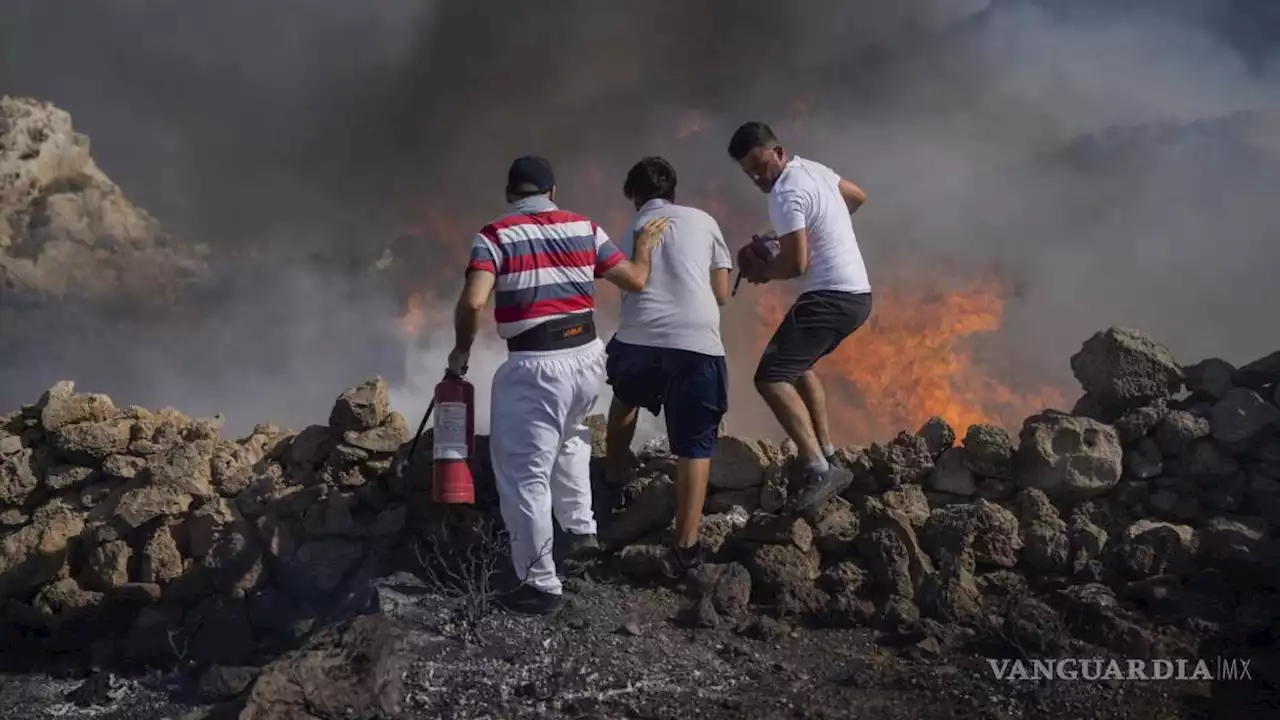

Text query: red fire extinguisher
(396, 369), (476, 505)
(430, 370), (476, 504)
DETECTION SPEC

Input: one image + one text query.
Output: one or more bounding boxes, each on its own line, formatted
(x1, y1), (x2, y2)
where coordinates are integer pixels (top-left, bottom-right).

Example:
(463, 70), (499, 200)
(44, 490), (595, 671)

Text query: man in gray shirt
(605, 156), (733, 577)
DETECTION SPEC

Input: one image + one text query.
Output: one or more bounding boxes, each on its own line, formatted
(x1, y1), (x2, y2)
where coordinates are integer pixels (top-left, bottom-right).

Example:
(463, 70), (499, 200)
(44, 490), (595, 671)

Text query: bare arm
(602, 254), (650, 293)
(838, 178), (867, 214)
(600, 217), (668, 292)
(452, 270), (495, 355)
(710, 268), (731, 305)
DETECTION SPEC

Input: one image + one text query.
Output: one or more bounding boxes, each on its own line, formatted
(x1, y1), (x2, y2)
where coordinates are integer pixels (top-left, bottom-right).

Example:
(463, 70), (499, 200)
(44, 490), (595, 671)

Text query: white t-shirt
(613, 199), (732, 357)
(768, 155), (872, 295)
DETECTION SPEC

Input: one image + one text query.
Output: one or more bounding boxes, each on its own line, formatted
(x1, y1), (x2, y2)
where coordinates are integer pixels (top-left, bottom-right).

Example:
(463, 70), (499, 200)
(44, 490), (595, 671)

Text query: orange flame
(753, 273), (1064, 443)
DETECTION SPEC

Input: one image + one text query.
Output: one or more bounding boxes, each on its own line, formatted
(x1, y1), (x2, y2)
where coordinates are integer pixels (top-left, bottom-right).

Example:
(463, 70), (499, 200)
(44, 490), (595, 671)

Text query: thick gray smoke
(1, 0), (1278, 443)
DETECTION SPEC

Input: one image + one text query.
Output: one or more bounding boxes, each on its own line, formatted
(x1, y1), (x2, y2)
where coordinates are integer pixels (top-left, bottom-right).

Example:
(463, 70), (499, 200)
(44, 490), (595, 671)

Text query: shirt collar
(638, 198), (672, 213)
(509, 195), (558, 214)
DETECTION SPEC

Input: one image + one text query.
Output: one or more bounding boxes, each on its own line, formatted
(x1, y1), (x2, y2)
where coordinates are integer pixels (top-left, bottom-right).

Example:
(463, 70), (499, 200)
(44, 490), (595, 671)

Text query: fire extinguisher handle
(444, 367), (467, 380)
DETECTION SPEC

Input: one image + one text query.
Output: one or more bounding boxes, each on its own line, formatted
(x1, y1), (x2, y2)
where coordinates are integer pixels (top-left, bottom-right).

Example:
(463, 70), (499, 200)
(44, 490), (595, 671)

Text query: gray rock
(0, 503), (85, 596)
(856, 509), (934, 600)
(917, 565), (982, 624)
(50, 419), (133, 465)
(880, 484), (932, 529)
(920, 500), (1022, 574)
(1245, 473), (1280, 526)
(1068, 517), (1108, 574)
(0, 448), (40, 505)
(1071, 393), (1106, 421)
(1107, 519), (1198, 581)
(80, 539), (132, 591)
(1016, 488), (1070, 573)
(704, 486), (760, 515)
(710, 437), (776, 490)
(1184, 358), (1236, 399)
(731, 514), (814, 553)
(809, 497), (859, 559)
(975, 477), (1015, 501)
(0, 434), (23, 455)
(868, 432), (934, 489)
(601, 474), (676, 548)
(242, 615), (413, 719)
(916, 417), (956, 457)
(1202, 472), (1248, 513)
(280, 538), (365, 597)
(199, 665), (261, 700)
(929, 447), (976, 496)
(1112, 400), (1169, 444)
(1200, 515), (1268, 565)
(1153, 410), (1211, 456)
(691, 562), (752, 618)
(329, 377), (391, 434)
(1069, 326), (1184, 413)
(37, 382), (119, 431)
(1210, 387), (1280, 446)
(1014, 413), (1123, 502)
(343, 412), (409, 454)
(745, 543), (826, 615)
(1177, 438), (1239, 481)
(1122, 437), (1163, 480)
(962, 424), (1014, 480)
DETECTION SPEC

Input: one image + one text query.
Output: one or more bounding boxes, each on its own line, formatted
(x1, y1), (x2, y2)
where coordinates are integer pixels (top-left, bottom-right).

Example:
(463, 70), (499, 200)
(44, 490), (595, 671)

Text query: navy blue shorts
(605, 337), (728, 459)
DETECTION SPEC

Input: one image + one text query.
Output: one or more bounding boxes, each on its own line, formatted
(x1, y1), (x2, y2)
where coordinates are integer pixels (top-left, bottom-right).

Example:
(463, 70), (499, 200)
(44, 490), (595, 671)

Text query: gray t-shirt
(613, 199), (732, 357)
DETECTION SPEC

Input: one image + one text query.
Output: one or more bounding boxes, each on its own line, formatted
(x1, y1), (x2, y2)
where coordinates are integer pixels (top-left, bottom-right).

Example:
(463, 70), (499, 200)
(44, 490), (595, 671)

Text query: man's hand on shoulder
(634, 216), (670, 254)
(602, 217), (669, 293)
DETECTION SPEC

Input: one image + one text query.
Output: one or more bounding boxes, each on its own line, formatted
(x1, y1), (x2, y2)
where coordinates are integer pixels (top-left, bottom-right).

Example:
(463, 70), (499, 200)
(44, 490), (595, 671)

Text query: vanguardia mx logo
(987, 657), (1253, 681)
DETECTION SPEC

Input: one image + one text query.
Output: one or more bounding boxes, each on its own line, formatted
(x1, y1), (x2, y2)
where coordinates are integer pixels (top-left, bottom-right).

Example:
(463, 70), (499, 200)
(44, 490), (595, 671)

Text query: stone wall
(2, 324), (1279, 707)
(0, 378), (412, 672)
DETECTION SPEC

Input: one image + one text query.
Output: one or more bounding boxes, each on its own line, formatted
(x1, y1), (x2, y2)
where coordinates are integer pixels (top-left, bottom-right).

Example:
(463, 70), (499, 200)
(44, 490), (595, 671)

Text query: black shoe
(563, 532), (601, 562)
(662, 542), (705, 579)
(789, 466), (854, 516)
(497, 584), (565, 616)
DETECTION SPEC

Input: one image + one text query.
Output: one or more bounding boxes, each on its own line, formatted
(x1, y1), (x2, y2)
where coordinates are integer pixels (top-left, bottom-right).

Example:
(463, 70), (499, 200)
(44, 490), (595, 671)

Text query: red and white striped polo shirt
(467, 199), (624, 339)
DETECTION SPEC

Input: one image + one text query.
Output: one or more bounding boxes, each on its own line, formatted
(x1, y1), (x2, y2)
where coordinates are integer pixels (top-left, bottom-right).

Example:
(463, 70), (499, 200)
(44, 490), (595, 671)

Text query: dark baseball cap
(506, 155), (556, 195)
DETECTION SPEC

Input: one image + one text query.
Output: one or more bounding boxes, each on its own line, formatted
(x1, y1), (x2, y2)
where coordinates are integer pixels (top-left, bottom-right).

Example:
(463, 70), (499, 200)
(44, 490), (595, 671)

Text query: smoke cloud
(1, 0), (1278, 444)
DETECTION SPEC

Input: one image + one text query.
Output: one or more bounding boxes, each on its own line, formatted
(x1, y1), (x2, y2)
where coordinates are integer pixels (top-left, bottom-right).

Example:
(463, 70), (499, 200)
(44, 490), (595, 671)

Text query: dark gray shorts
(754, 290), (873, 384)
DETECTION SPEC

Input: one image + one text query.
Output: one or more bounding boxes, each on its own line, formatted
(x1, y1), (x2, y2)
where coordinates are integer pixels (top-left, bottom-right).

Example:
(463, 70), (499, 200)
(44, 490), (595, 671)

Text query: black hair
(506, 187), (549, 200)
(727, 121), (779, 161)
(622, 156), (677, 205)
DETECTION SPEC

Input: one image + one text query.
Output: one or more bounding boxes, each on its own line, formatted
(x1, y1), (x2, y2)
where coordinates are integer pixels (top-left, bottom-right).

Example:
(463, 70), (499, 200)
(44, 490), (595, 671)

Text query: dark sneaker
(662, 542), (705, 579)
(563, 532), (601, 562)
(789, 465), (855, 516)
(497, 584), (565, 616)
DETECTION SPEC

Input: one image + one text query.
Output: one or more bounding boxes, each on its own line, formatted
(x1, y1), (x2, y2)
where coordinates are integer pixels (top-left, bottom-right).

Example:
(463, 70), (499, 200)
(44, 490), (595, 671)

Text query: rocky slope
(1, 326), (1279, 718)
(0, 96), (208, 308)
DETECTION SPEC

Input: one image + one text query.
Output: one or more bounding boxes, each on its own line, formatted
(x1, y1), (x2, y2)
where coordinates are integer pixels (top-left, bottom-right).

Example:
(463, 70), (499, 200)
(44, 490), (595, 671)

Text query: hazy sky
(2, 0), (1277, 441)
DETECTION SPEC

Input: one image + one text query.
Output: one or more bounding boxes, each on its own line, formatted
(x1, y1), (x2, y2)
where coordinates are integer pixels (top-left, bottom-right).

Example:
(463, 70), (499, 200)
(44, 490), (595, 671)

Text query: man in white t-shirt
(728, 121), (874, 516)
(605, 156), (733, 577)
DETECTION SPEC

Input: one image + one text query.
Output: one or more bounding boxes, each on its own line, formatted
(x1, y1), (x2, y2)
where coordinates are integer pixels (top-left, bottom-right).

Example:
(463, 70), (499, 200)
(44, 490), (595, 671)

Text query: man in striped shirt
(448, 155), (668, 615)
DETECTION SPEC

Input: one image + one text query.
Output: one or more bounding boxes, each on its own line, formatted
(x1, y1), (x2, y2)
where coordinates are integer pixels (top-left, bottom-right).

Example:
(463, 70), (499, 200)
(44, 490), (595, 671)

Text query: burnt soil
(0, 574), (1274, 720)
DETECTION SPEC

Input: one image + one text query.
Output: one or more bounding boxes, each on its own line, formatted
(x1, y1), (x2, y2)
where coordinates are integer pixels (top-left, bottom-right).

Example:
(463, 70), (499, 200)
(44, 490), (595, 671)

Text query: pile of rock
(0, 96), (208, 306)
(2, 325), (1278, 709)
(605, 326), (1280, 658)
(0, 377), (411, 676)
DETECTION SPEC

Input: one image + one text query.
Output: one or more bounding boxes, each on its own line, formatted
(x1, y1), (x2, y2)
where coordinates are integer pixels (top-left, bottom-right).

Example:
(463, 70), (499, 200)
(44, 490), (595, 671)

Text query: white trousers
(489, 338), (606, 595)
